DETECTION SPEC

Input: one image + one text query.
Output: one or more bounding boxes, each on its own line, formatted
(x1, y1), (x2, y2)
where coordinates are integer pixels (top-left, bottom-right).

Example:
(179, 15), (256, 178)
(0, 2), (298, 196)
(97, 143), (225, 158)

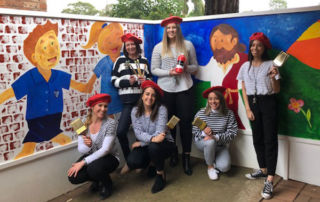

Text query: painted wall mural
(144, 10), (320, 140)
(0, 9), (319, 163)
(0, 15), (144, 162)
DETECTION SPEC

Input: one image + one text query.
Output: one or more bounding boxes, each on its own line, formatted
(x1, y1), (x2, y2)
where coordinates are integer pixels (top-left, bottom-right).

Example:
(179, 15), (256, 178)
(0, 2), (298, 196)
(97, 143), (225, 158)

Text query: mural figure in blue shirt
(82, 22), (124, 117)
(0, 21), (93, 160)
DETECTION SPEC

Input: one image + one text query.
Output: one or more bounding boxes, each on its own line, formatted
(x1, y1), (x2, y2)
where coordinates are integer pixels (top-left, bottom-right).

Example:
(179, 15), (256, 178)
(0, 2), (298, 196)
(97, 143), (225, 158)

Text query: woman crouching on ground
(68, 94), (119, 199)
(192, 86), (238, 180)
(126, 80), (175, 193)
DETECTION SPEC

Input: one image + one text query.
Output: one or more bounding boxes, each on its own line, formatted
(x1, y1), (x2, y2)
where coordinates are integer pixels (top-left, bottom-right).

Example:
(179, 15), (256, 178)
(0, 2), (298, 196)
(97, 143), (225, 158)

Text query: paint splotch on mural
(144, 10), (320, 140)
(0, 16), (144, 162)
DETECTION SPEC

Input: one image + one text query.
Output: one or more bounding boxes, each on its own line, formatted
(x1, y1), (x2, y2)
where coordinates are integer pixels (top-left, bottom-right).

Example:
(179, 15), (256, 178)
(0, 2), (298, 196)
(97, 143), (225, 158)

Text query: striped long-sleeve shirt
(192, 108), (238, 145)
(151, 40), (198, 93)
(131, 105), (174, 146)
(78, 118), (120, 164)
(111, 55), (151, 103)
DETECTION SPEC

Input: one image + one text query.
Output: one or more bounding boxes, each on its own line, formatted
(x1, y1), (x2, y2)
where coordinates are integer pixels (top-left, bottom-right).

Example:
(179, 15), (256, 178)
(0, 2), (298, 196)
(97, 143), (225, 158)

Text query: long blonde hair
(161, 24), (188, 59)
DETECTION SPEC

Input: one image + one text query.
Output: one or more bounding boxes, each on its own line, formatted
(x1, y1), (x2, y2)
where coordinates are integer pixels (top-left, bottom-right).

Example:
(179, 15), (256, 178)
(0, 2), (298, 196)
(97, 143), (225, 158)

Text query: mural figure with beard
(196, 24), (250, 130)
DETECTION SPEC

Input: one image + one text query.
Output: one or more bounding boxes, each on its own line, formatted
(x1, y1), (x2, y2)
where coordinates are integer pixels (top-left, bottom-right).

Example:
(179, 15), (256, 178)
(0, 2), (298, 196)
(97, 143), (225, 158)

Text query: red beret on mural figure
(160, 16), (183, 27)
(202, 86), (226, 99)
(141, 80), (164, 97)
(86, 93), (111, 107)
(249, 32), (272, 49)
(121, 33), (142, 44)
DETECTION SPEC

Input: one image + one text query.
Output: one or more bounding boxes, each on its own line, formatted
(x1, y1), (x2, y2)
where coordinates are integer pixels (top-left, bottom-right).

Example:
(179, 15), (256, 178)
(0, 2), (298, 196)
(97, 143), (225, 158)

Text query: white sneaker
(261, 180), (273, 199)
(207, 168), (218, 180)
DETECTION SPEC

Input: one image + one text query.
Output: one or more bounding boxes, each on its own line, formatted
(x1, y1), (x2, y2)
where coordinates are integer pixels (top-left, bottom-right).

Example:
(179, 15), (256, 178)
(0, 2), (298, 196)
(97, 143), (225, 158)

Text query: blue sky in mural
(144, 10), (320, 66)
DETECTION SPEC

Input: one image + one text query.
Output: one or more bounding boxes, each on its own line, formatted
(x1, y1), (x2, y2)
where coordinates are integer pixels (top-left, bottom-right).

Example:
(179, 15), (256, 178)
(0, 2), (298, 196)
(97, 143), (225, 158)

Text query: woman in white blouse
(237, 32), (280, 200)
(68, 94), (119, 200)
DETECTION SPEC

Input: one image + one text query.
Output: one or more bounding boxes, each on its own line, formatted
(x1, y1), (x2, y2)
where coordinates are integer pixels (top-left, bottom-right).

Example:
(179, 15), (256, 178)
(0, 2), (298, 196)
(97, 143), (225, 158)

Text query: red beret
(121, 33), (142, 44)
(160, 16), (183, 27)
(202, 86), (226, 99)
(86, 93), (111, 107)
(141, 80), (164, 97)
(249, 32), (272, 49)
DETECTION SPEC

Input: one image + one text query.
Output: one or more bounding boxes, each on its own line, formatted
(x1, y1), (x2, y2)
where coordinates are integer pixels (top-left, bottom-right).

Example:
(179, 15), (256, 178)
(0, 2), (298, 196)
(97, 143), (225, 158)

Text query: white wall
(228, 131), (320, 186)
(0, 143), (80, 202)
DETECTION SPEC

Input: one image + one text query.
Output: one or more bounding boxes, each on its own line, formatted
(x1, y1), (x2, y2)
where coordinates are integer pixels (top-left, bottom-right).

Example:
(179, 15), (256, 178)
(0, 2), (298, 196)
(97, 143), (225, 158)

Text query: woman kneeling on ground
(126, 80), (176, 193)
(68, 94), (119, 200)
(192, 86), (238, 180)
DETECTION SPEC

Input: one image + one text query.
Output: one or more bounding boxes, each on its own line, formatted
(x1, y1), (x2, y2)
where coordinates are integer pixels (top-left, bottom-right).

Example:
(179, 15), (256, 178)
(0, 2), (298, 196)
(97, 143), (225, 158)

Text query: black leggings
(249, 94), (278, 176)
(127, 141), (176, 171)
(68, 154), (119, 186)
(162, 87), (194, 153)
(117, 103), (136, 160)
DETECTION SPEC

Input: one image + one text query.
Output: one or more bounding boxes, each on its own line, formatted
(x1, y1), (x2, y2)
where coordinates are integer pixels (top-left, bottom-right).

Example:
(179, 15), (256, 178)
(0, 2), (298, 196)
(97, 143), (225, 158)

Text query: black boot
(147, 165), (157, 178)
(89, 181), (100, 193)
(182, 153), (192, 176)
(151, 173), (166, 194)
(169, 146), (179, 167)
(100, 177), (112, 200)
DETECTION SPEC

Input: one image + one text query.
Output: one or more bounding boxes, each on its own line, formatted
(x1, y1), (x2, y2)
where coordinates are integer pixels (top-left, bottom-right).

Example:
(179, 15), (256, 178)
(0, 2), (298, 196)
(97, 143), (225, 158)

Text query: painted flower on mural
(288, 98), (304, 113)
(288, 98), (312, 128)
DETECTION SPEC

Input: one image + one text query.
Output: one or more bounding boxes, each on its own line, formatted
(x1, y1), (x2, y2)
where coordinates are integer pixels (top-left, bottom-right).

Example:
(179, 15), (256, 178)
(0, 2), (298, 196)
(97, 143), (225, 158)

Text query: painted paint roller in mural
(0, 20), (94, 160)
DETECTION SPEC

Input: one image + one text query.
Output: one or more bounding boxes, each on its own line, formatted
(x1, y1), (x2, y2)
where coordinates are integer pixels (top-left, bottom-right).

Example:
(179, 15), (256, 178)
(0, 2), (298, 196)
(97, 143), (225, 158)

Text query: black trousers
(248, 94), (278, 176)
(68, 154), (119, 186)
(117, 102), (136, 160)
(127, 141), (176, 171)
(163, 87), (194, 153)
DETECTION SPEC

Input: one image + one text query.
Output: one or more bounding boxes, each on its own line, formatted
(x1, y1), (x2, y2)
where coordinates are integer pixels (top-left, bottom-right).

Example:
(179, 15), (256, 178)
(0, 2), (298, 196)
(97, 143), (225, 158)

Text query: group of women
(67, 16), (281, 200)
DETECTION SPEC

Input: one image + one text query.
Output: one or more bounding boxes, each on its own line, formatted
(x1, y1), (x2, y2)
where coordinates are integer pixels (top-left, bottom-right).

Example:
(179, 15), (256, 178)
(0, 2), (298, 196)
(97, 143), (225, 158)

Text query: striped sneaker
(261, 180), (273, 199)
(245, 169), (267, 180)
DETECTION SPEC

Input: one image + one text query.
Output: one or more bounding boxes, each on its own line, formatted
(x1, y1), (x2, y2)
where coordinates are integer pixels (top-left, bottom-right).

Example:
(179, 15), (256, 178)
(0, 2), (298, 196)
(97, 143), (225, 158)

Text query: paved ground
(49, 158), (320, 202)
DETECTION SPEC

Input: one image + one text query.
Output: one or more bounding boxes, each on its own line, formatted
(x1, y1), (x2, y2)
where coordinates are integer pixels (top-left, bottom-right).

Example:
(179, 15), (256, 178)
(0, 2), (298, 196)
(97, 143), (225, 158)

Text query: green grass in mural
(269, 50), (320, 140)
(194, 81), (210, 113)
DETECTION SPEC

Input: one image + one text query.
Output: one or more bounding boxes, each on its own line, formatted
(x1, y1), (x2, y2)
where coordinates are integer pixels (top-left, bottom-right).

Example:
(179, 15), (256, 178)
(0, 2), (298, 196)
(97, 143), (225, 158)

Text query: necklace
(249, 63), (263, 104)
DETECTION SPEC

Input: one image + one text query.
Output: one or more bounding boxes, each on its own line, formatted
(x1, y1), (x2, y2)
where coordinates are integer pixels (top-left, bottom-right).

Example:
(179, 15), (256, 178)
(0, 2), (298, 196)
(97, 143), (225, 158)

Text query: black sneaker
(261, 180), (273, 199)
(147, 165), (157, 178)
(151, 174), (166, 193)
(169, 147), (179, 167)
(245, 169), (267, 180)
(89, 181), (99, 193)
(100, 185), (112, 200)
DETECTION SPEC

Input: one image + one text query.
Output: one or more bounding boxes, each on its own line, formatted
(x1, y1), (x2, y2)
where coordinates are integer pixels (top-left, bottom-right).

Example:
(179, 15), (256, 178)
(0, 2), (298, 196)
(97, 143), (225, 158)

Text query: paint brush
(167, 115), (180, 130)
(192, 117), (207, 130)
(273, 51), (289, 67)
(135, 59), (142, 77)
(70, 118), (87, 135)
(125, 60), (139, 76)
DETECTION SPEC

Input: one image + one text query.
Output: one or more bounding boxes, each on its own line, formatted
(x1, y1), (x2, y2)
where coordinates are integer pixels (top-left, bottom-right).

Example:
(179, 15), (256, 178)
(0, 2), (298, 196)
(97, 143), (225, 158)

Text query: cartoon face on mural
(0, 20), (94, 160)
(195, 24), (250, 130)
(209, 24), (246, 72)
(98, 23), (123, 61)
(32, 30), (61, 71)
(82, 22), (124, 115)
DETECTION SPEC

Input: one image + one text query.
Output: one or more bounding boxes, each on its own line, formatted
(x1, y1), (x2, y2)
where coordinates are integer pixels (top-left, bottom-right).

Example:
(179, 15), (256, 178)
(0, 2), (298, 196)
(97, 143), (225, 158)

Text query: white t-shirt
(237, 60), (279, 95)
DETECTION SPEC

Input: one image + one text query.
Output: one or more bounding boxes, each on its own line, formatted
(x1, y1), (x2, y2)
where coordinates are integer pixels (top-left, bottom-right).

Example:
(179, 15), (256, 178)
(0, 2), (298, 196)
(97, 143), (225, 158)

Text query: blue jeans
(195, 139), (231, 172)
